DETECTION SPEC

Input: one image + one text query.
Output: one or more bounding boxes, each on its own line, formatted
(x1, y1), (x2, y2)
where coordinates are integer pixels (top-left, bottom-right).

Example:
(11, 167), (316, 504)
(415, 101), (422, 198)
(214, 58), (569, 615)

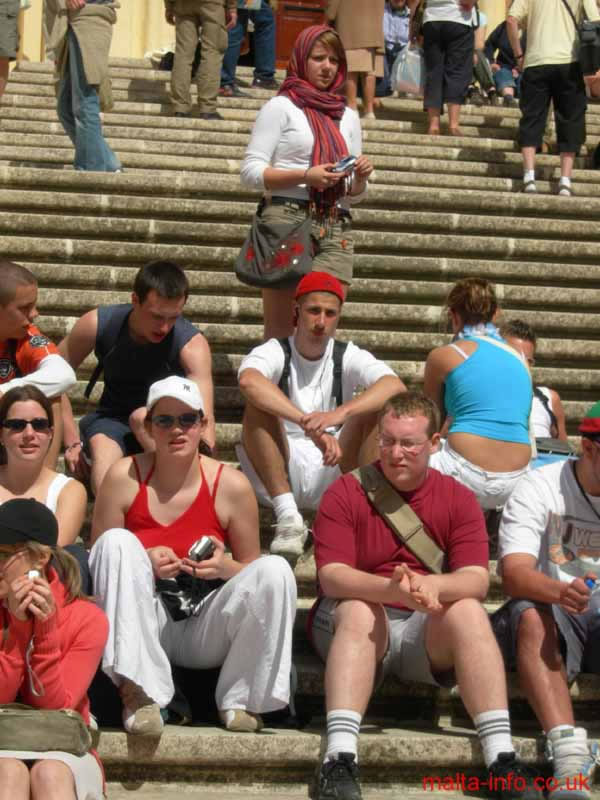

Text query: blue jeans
(57, 29), (120, 172)
(220, 0), (275, 87)
(494, 65), (521, 96)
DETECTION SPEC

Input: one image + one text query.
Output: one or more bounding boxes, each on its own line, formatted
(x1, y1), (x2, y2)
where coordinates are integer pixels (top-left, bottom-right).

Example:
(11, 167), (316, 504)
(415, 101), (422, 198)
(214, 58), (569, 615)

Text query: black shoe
(488, 752), (543, 800)
(317, 753), (362, 800)
(174, 111), (191, 118)
(503, 95), (519, 108)
(593, 143), (600, 170)
(252, 76), (279, 90)
(219, 84), (249, 97)
(198, 111), (222, 120)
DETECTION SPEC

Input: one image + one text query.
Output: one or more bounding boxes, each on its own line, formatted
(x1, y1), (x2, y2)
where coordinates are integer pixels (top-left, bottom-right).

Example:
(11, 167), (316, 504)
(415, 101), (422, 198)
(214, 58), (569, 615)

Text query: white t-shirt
(240, 96), (365, 205)
(499, 459), (600, 587)
(238, 336), (396, 439)
(423, 0), (474, 27)
(531, 386), (553, 438)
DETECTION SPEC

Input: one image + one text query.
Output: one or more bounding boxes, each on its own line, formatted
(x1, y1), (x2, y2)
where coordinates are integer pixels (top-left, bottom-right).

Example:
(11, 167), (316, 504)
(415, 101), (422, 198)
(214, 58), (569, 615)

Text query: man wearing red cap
(238, 271), (405, 561)
(492, 402), (600, 799)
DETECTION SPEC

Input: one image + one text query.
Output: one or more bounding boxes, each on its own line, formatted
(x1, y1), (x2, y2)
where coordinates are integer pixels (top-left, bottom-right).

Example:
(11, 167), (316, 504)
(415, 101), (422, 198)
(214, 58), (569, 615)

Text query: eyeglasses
(151, 413), (202, 429)
(378, 435), (430, 455)
(2, 418), (51, 433)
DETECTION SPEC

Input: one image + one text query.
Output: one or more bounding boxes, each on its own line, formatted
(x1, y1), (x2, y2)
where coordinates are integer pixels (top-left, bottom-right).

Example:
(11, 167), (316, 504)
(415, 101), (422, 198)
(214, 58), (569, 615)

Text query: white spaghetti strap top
(449, 342), (469, 359)
(45, 473), (72, 513)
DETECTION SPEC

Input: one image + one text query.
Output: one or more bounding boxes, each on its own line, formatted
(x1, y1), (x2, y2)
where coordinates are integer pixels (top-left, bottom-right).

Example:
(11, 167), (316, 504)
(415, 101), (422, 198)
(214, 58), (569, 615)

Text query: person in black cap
(0, 499), (108, 800)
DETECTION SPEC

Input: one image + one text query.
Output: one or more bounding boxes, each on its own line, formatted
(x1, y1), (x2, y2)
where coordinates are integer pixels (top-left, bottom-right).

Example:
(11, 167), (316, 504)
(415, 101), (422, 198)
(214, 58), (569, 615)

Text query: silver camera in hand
(188, 536), (215, 562)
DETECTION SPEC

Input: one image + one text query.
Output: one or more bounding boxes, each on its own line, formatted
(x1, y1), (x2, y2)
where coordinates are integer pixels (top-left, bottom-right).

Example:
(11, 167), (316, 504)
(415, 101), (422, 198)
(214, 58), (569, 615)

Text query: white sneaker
(270, 511), (308, 560)
(547, 728), (597, 800)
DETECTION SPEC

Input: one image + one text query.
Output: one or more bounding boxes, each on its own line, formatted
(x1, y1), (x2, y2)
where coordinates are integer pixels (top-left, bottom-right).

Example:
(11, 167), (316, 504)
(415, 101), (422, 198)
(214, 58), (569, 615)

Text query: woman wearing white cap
(89, 375), (297, 735)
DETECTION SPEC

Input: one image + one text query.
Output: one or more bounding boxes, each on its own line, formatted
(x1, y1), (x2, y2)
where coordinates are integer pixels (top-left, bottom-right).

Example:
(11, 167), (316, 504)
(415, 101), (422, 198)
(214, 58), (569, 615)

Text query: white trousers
(89, 529), (297, 713)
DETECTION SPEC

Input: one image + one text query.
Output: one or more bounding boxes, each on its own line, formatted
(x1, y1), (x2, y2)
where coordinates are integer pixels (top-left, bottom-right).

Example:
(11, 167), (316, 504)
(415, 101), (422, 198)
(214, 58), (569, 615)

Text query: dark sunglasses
(151, 413), (202, 429)
(2, 418), (51, 433)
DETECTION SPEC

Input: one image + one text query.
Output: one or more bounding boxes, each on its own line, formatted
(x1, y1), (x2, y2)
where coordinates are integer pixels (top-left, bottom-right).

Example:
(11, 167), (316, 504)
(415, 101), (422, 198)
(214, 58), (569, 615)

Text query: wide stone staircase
(2, 58), (600, 797)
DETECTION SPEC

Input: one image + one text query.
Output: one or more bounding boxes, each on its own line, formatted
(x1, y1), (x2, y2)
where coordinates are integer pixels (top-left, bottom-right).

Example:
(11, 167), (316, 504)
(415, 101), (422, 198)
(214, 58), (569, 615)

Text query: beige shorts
(261, 199), (354, 285)
(0, 0), (19, 60)
(346, 48), (385, 77)
(310, 596), (456, 687)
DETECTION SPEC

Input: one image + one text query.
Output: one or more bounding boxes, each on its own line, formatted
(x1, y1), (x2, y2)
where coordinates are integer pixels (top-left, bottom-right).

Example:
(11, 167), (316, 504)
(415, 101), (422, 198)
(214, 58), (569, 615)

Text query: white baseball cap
(146, 376), (204, 414)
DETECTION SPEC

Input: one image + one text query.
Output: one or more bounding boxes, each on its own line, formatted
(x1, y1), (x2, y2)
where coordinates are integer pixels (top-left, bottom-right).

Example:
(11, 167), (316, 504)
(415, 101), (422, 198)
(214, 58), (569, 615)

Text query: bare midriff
(448, 431), (531, 472)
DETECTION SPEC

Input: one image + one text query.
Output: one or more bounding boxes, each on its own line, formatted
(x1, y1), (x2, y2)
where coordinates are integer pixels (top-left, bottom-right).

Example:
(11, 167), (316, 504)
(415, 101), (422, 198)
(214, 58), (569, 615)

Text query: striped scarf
(278, 25), (349, 221)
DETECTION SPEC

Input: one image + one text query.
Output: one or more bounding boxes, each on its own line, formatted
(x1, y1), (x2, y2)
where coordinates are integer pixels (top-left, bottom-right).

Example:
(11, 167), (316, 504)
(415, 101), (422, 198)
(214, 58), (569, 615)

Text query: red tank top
(124, 457), (227, 558)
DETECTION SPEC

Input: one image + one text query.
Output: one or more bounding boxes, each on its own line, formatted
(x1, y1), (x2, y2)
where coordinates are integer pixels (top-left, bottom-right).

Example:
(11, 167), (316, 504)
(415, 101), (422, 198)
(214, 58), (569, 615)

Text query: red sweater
(0, 567), (108, 725)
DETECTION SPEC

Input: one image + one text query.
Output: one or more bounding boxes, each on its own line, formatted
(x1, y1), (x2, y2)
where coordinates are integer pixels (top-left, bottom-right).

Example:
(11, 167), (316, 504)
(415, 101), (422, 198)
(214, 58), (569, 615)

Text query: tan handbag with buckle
(0, 704), (92, 756)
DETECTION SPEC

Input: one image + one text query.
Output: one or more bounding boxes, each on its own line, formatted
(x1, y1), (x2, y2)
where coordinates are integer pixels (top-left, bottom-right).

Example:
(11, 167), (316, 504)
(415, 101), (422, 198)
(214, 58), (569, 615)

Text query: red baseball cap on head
(294, 272), (344, 305)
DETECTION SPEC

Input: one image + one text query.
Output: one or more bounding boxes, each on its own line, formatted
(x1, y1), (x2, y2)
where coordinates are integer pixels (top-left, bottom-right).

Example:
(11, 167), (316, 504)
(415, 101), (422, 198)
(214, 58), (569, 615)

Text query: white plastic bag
(391, 45), (425, 97)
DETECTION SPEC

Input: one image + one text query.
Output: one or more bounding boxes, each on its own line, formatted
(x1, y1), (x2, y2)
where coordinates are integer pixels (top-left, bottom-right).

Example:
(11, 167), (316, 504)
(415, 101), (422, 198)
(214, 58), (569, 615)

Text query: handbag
(156, 572), (224, 622)
(559, 0), (600, 76)
(351, 464), (445, 574)
(0, 704), (92, 756)
(234, 200), (314, 289)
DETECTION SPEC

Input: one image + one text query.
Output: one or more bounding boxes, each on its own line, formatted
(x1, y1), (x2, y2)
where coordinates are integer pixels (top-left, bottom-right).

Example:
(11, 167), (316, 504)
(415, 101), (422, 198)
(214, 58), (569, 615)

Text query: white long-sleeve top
(240, 95), (367, 207)
(2, 354), (76, 398)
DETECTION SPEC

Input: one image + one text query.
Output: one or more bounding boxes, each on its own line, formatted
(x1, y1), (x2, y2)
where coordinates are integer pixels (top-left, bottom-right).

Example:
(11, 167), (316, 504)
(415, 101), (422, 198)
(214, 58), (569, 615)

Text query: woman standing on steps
(424, 277), (532, 510)
(241, 24), (373, 340)
(408, 0), (477, 136)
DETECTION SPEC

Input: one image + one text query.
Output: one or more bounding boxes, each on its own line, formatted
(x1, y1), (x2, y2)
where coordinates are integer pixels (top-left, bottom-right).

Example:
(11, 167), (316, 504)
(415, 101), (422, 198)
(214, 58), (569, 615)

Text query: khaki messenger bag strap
(350, 464), (444, 575)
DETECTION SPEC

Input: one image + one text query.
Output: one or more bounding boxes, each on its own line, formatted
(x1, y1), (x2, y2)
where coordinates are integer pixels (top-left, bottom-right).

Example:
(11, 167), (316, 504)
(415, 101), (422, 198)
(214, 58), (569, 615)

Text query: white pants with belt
(89, 528), (297, 713)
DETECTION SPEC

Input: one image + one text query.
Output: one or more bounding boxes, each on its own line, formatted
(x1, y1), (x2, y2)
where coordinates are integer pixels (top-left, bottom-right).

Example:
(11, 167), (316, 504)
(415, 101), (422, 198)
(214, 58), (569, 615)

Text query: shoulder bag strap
(533, 385), (558, 431)
(559, 0), (582, 35)
(350, 464), (444, 574)
(331, 339), (348, 408)
(277, 337), (292, 397)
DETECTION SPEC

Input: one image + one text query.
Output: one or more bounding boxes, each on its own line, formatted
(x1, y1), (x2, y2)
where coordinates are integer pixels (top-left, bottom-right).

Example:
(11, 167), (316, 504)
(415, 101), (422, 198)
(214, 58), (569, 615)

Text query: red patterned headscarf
(278, 25), (349, 219)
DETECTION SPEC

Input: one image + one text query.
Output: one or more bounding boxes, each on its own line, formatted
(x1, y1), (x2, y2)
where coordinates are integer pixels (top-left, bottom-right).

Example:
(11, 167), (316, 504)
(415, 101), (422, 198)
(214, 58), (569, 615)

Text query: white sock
(272, 492), (298, 522)
(325, 709), (362, 763)
(474, 710), (514, 768)
(547, 724), (575, 738)
(559, 176), (572, 187)
(524, 169), (535, 183)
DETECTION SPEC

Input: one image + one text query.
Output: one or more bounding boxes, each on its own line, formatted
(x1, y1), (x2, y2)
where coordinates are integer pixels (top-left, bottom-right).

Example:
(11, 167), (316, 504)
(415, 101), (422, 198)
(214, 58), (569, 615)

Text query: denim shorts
(491, 593), (600, 683)
(494, 65), (519, 93)
(79, 409), (143, 458)
(428, 440), (530, 511)
(0, 0), (20, 60)
(309, 597), (456, 688)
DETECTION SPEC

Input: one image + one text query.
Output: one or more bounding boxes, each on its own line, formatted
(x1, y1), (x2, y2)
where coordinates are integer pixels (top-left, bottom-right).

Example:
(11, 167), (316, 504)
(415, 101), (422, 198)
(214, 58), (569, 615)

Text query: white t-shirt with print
(238, 336), (396, 439)
(499, 459), (600, 586)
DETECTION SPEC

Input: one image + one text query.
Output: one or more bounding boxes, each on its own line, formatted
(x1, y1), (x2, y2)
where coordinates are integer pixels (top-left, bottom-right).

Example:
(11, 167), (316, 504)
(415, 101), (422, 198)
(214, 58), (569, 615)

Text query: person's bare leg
(448, 102), (462, 135)
(345, 72), (359, 111)
(88, 433), (125, 496)
(559, 151), (575, 180)
(425, 598), (508, 716)
(129, 407), (156, 453)
(0, 58), (9, 103)
(30, 760), (76, 800)
(522, 145), (536, 172)
(241, 401), (291, 498)
(515, 607), (574, 731)
(361, 73), (376, 115)
(0, 759), (29, 800)
(262, 287), (296, 341)
(325, 599), (388, 713)
(45, 396), (63, 469)
(427, 108), (441, 135)
(338, 411), (379, 474)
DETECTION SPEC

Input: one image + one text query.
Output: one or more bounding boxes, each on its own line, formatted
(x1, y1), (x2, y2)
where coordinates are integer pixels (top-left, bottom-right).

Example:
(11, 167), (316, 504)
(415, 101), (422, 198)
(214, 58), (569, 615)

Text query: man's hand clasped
(559, 572), (597, 616)
(392, 564), (443, 614)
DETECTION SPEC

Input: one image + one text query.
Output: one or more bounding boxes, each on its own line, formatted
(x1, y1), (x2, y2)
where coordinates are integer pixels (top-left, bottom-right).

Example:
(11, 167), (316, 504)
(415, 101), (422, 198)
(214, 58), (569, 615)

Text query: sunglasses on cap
(151, 413), (202, 429)
(2, 418), (51, 433)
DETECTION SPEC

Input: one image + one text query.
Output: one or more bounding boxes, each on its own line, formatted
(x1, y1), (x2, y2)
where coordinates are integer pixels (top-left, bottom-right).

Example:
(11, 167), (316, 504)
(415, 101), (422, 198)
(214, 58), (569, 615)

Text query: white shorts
(429, 440), (530, 511)
(236, 435), (341, 511)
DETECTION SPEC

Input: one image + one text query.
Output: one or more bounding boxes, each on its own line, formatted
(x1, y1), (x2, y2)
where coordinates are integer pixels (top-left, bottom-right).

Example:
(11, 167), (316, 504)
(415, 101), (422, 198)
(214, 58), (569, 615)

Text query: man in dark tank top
(57, 260), (215, 495)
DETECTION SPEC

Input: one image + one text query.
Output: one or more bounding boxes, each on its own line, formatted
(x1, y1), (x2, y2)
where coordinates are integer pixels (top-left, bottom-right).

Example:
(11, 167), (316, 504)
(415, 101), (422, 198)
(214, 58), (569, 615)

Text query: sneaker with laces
(488, 752), (543, 800)
(119, 679), (164, 736)
(219, 709), (264, 732)
(252, 76), (279, 90)
(317, 753), (362, 800)
(270, 511), (309, 560)
(547, 728), (597, 800)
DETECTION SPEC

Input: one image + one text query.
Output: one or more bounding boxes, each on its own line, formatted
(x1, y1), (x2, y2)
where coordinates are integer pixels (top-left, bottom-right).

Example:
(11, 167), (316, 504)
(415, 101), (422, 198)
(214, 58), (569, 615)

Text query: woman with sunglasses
(0, 498), (108, 800)
(89, 376), (296, 736)
(0, 386), (87, 547)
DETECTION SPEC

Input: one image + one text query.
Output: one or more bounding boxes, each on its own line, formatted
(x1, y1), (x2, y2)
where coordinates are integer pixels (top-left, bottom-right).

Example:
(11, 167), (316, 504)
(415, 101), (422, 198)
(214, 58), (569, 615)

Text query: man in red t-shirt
(0, 260), (76, 464)
(309, 391), (540, 800)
